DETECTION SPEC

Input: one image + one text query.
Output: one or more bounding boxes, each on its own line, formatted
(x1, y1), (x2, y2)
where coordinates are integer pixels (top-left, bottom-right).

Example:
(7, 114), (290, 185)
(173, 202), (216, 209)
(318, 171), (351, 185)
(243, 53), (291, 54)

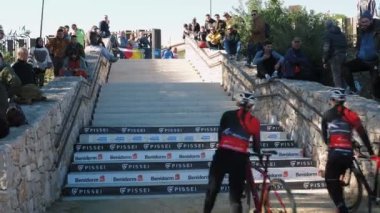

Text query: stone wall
(0, 52), (111, 212)
(185, 38), (380, 174)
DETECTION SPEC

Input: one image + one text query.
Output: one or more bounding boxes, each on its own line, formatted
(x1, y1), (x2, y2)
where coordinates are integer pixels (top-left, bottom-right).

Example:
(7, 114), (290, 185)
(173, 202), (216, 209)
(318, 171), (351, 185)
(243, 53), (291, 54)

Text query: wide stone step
(96, 94), (229, 102)
(95, 100), (234, 108)
(67, 166), (321, 185)
(91, 119), (219, 127)
(62, 178), (327, 198)
(69, 158), (315, 172)
(72, 149), (304, 163)
(100, 82), (223, 91)
(94, 105), (236, 114)
(74, 140), (298, 152)
(107, 75), (202, 83)
(78, 131), (288, 143)
(98, 89), (229, 98)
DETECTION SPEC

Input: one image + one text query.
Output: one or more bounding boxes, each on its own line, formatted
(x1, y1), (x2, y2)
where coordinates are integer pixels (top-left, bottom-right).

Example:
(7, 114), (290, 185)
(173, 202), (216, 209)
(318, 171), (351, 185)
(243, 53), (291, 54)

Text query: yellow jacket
(206, 32), (222, 45)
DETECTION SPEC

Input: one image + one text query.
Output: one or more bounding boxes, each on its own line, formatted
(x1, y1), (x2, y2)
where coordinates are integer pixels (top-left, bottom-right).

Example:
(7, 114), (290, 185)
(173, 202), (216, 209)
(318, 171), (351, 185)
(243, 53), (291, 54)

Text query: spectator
(99, 15), (111, 38)
(85, 31), (118, 63)
(223, 12), (234, 27)
(63, 25), (71, 41)
(173, 47), (178, 59)
(65, 35), (85, 58)
(322, 20), (348, 88)
(191, 18), (201, 39)
(223, 25), (241, 60)
(127, 33), (139, 49)
(197, 26), (208, 48)
(71, 24), (86, 47)
(60, 49), (88, 78)
(183, 23), (190, 39)
(214, 14), (227, 38)
(0, 82), (9, 139)
(206, 27), (222, 50)
(343, 10), (380, 99)
(282, 37), (312, 80)
(28, 37), (53, 87)
(246, 9), (267, 67)
(12, 47), (46, 104)
(0, 25), (4, 40)
(137, 31), (151, 59)
(118, 31), (129, 48)
(162, 47), (174, 59)
(204, 14), (216, 33)
(253, 40), (284, 79)
(0, 52), (21, 98)
(85, 25), (98, 46)
(46, 28), (70, 76)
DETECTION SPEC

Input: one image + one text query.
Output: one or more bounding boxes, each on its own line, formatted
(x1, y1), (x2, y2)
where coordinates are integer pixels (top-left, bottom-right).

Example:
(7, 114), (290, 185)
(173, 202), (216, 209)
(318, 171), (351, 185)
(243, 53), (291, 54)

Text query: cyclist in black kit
(204, 92), (261, 213)
(322, 88), (374, 213)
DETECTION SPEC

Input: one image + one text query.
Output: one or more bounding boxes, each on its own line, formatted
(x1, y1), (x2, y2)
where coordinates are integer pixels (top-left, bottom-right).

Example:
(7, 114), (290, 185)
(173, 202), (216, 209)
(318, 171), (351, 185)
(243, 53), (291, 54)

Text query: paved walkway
(46, 193), (378, 213)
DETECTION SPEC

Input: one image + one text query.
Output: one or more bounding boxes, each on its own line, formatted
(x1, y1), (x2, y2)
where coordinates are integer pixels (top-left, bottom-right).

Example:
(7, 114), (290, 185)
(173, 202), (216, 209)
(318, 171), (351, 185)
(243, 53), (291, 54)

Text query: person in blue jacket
(252, 40), (283, 79)
(282, 37), (312, 80)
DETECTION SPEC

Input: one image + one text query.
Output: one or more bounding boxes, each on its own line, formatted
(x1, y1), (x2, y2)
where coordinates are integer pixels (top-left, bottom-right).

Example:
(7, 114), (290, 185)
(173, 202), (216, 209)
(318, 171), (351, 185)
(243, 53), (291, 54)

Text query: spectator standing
(253, 40), (284, 79)
(63, 25), (71, 41)
(71, 24), (86, 47)
(342, 10), (380, 99)
(28, 37), (52, 87)
(214, 14), (227, 38)
(99, 15), (111, 38)
(223, 12), (234, 27)
(223, 25), (241, 60)
(322, 20), (348, 88)
(85, 32), (118, 63)
(197, 26), (208, 48)
(173, 47), (178, 59)
(205, 14), (216, 33)
(206, 27), (222, 50)
(182, 23), (190, 39)
(162, 47), (174, 59)
(46, 28), (70, 76)
(246, 9), (267, 67)
(191, 18), (201, 39)
(0, 25), (4, 40)
(118, 31), (129, 48)
(282, 37), (312, 80)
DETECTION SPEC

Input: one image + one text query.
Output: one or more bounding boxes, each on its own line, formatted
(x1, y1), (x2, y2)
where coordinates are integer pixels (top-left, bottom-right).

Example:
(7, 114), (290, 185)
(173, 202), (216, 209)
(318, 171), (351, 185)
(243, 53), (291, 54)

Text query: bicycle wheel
(342, 168), (363, 212)
(262, 178), (296, 213)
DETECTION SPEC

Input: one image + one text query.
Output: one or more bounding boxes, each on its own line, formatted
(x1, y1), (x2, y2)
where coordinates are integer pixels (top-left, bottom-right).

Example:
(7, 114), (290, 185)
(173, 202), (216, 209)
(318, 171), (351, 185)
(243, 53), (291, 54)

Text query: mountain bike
(341, 141), (380, 213)
(245, 152), (296, 213)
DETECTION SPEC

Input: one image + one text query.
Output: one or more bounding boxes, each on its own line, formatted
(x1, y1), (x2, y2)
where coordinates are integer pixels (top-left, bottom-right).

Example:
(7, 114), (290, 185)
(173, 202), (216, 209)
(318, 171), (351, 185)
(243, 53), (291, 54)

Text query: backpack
(6, 101), (28, 127)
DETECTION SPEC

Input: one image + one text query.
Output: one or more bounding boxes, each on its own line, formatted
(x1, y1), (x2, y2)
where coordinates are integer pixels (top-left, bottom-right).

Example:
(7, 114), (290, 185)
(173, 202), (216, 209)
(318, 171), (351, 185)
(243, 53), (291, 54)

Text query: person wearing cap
(322, 20), (347, 88)
(342, 10), (380, 99)
(204, 92), (261, 213)
(204, 14), (216, 33)
(282, 37), (312, 80)
(223, 25), (241, 60)
(322, 88), (375, 213)
(214, 14), (226, 38)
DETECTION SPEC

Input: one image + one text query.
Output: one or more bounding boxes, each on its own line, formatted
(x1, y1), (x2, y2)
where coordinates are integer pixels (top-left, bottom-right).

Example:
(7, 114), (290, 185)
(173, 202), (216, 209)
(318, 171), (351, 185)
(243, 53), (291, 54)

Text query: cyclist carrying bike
(322, 88), (375, 213)
(203, 92), (261, 213)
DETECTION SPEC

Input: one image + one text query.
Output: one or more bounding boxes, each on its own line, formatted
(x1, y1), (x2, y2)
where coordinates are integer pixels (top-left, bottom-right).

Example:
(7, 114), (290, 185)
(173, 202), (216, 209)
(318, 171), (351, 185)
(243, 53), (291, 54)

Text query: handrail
(53, 54), (107, 169)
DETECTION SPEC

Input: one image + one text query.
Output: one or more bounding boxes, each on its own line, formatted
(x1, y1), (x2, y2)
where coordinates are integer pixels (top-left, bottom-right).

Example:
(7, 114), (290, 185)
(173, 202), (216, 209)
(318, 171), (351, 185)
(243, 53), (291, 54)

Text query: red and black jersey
(218, 108), (261, 153)
(322, 105), (374, 155)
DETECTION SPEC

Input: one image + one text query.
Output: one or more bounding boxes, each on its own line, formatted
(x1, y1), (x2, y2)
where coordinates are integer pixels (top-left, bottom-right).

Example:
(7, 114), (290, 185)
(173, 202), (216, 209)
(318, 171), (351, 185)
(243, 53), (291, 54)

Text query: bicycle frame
(245, 154), (287, 212)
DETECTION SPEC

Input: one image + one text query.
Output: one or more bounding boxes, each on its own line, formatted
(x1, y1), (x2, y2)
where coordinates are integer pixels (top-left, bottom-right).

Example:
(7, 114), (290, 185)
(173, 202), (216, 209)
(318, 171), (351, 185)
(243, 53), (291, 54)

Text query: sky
(0, 0), (360, 46)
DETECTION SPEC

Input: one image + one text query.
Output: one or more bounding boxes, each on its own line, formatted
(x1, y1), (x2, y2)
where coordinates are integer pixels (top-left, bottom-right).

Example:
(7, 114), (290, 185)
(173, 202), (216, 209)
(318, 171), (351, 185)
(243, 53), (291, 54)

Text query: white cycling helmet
(238, 92), (257, 106)
(329, 88), (346, 102)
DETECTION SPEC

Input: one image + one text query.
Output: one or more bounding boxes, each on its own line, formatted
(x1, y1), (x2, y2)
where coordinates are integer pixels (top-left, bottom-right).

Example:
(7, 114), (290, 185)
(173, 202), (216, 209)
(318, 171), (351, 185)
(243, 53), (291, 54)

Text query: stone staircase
(62, 59), (326, 199)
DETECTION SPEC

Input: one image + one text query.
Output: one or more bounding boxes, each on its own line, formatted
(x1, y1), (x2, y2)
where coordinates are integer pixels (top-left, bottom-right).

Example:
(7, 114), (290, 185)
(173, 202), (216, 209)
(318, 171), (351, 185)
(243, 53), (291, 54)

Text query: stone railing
(0, 45), (111, 212)
(184, 38), (380, 174)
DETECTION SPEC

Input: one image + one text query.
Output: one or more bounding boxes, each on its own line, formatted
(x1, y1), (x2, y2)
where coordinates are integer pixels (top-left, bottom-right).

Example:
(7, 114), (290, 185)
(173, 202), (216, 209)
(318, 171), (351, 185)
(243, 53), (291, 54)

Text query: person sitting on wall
(206, 26), (222, 50)
(282, 37), (312, 80)
(59, 49), (88, 78)
(197, 26), (208, 48)
(0, 52), (22, 99)
(252, 40), (284, 79)
(223, 25), (241, 60)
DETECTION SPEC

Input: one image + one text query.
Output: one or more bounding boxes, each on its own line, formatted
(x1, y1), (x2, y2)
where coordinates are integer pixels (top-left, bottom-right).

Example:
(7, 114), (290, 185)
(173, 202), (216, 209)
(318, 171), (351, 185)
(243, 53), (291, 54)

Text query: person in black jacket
(204, 92), (261, 213)
(99, 15), (111, 38)
(322, 20), (348, 88)
(322, 88), (375, 213)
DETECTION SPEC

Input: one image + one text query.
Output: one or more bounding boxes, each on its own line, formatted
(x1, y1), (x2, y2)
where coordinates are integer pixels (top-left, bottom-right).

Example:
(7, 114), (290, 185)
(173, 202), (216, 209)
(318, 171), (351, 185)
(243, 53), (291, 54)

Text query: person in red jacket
(322, 88), (375, 213)
(204, 92), (261, 213)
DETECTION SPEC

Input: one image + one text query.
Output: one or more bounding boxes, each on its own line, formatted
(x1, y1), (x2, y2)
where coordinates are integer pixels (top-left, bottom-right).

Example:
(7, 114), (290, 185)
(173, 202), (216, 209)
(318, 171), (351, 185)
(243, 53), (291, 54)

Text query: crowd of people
(183, 9), (380, 100)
